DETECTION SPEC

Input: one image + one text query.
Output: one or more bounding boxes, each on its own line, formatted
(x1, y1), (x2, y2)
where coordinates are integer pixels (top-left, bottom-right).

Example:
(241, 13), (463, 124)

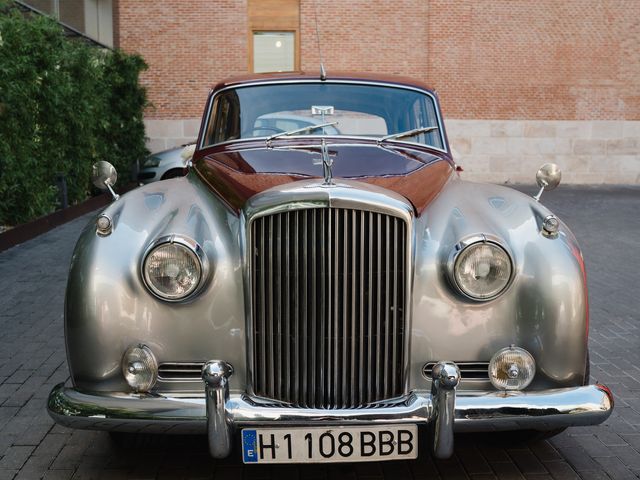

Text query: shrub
(0, 2), (148, 225)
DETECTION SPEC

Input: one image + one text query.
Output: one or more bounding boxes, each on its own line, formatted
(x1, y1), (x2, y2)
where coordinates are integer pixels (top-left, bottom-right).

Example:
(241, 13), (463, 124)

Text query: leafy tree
(0, 2), (148, 225)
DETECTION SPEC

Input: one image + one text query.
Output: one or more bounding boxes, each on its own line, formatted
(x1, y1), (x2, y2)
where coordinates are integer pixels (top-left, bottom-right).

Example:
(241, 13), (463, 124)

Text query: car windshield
(202, 83), (444, 150)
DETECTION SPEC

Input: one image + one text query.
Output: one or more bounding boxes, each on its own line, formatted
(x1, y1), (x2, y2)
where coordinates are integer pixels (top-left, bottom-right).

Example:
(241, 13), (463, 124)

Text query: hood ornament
(319, 139), (334, 186)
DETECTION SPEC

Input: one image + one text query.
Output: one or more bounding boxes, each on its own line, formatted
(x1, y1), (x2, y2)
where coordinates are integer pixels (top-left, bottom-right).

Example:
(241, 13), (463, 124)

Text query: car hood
(194, 140), (454, 215)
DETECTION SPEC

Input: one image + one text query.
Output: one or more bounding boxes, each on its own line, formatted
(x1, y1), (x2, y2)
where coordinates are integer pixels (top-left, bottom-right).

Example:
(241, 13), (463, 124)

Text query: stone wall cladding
(143, 118), (201, 153)
(448, 120), (640, 184)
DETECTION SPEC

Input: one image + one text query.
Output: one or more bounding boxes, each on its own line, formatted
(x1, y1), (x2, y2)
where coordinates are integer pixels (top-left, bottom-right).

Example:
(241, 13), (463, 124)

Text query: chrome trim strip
(423, 362), (490, 381)
(48, 383), (613, 432)
(158, 362), (205, 381)
(198, 79), (448, 154)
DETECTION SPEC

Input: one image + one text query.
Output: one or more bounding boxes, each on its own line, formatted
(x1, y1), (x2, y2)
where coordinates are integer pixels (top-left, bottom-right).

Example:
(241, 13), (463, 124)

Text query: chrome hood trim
(243, 179), (414, 222)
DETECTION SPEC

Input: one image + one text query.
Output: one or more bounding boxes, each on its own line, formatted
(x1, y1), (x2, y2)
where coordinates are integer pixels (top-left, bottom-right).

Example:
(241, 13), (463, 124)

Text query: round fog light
(489, 346), (535, 391)
(122, 344), (158, 392)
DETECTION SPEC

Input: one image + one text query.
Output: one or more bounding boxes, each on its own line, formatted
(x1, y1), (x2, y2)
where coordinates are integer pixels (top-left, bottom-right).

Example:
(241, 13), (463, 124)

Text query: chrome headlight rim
(448, 234), (514, 302)
(141, 234), (209, 302)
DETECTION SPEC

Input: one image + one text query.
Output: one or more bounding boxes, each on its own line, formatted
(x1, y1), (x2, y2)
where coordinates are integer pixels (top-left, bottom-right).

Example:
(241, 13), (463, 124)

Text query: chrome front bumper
(48, 361), (613, 460)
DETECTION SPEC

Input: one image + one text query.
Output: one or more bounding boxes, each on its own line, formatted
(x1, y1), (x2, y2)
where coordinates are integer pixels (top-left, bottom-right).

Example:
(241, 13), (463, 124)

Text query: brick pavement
(0, 185), (638, 479)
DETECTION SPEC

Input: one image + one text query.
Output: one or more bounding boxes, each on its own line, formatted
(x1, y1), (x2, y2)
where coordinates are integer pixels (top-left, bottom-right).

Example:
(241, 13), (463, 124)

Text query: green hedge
(0, 3), (148, 225)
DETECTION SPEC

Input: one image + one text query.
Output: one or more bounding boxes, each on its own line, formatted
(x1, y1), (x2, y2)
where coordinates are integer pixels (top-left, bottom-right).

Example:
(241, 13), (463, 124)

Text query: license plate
(241, 425), (418, 463)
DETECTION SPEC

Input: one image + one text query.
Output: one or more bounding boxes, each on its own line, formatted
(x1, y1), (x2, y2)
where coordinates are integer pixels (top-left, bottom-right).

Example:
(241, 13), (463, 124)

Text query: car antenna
(313, 0), (327, 80)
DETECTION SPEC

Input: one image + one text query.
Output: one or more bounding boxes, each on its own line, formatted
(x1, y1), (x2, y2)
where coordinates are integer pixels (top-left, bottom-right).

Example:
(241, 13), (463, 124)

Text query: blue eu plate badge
(242, 429), (258, 463)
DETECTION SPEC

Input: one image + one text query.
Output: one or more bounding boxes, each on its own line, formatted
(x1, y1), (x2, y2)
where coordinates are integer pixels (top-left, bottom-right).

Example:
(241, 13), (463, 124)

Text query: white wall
(447, 120), (640, 184)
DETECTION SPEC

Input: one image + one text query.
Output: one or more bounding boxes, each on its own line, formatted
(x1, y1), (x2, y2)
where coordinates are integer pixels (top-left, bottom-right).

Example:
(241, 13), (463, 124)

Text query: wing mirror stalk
(533, 163), (562, 202)
(92, 161), (119, 201)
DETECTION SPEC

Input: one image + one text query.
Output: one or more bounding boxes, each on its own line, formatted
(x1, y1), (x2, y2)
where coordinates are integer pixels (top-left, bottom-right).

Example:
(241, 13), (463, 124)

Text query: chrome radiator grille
(249, 207), (407, 409)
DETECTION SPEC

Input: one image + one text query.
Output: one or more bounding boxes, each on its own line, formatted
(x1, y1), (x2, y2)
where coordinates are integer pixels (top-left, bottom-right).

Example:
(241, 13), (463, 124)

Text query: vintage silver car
(48, 72), (613, 464)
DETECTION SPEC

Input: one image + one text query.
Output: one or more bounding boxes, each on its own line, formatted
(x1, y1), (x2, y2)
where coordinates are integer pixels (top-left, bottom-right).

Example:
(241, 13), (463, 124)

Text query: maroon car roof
(211, 71), (437, 94)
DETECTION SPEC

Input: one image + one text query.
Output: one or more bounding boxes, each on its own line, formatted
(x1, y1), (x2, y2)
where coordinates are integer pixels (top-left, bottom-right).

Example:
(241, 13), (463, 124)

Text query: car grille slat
(358, 210), (365, 405)
(392, 217), (400, 395)
(267, 216), (275, 398)
(251, 207), (407, 409)
(310, 209), (317, 407)
(341, 210), (349, 408)
(384, 215), (391, 398)
(350, 210), (357, 407)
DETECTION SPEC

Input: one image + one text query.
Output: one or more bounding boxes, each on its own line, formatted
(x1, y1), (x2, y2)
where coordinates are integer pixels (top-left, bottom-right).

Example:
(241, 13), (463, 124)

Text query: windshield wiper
(266, 121), (339, 146)
(377, 126), (439, 144)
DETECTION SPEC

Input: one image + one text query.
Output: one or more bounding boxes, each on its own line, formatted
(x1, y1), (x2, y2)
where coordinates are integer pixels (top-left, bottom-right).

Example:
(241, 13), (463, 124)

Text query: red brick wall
(299, 0), (429, 78)
(117, 0), (639, 121)
(427, 0), (640, 120)
(117, 0), (248, 119)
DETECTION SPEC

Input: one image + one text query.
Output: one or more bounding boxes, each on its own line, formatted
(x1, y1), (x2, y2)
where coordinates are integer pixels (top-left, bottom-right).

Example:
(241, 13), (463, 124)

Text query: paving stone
(594, 430), (629, 447)
(13, 454), (55, 479)
(527, 442), (562, 463)
(434, 456), (469, 479)
(43, 470), (74, 480)
(555, 447), (605, 474)
(574, 471), (610, 480)
(408, 455), (441, 479)
(0, 446), (35, 470)
(506, 449), (547, 475)
(50, 444), (89, 470)
(608, 444), (640, 470)
(541, 461), (580, 480)
(569, 434), (614, 458)
(490, 462), (525, 480)
(457, 447), (493, 475)
(592, 456), (637, 479)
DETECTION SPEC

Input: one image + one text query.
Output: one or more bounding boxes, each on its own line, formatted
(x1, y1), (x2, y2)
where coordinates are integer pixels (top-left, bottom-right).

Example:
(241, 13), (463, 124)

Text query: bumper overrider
(48, 361), (613, 460)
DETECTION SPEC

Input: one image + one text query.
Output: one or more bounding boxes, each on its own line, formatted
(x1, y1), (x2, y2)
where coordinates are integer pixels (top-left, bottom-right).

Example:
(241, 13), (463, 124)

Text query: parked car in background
(49, 72), (613, 465)
(137, 143), (194, 184)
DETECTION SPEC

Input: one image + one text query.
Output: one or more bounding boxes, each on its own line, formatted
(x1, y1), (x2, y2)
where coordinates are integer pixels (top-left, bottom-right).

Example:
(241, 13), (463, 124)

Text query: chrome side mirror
(92, 161), (119, 201)
(533, 163), (561, 202)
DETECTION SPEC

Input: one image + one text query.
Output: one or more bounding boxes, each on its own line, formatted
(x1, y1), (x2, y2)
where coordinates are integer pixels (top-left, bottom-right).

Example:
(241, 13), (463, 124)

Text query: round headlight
(142, 236), (204, 301)
(489, 346), (535, 391)
(122, 344), (158, 392)
(453, 240), (512, 300)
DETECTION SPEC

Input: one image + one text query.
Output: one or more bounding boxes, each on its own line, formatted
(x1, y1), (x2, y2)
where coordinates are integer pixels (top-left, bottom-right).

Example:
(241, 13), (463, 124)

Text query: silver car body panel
(65, 169), (589, 398)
